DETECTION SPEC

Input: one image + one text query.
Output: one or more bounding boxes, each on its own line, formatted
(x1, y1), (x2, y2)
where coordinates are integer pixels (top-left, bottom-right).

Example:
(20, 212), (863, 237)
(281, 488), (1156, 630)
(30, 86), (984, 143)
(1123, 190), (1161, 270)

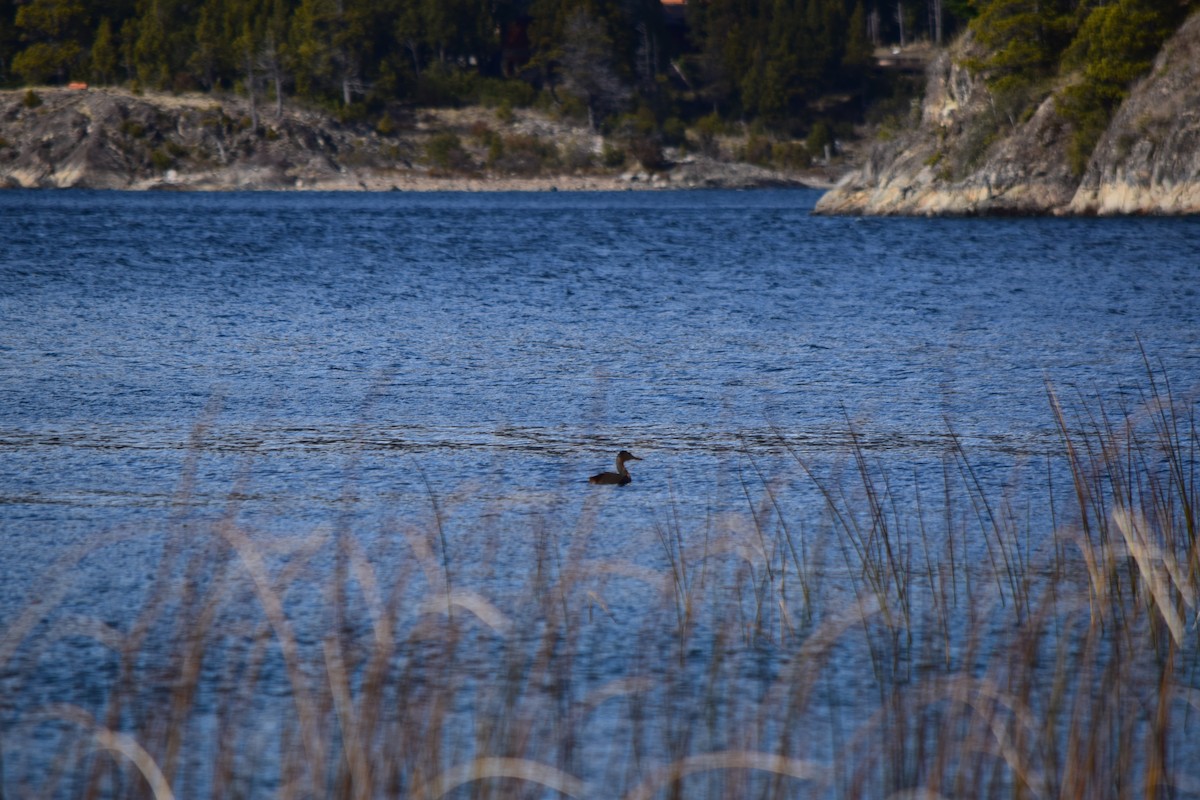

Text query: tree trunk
(245, 49), (259, 130)
(406, 40), (421, 77)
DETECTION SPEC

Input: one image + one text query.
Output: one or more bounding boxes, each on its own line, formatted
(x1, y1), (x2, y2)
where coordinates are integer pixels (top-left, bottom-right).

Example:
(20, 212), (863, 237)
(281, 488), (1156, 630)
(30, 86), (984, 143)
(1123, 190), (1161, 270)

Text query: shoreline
(0, 86), (840, 194)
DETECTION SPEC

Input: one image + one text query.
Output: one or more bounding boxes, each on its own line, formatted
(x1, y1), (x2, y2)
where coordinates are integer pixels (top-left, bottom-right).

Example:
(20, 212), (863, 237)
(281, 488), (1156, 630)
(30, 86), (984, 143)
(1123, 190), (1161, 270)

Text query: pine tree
(844, 0), (873, 69)
(132, 0), (170, 88)
(91, 16), (117, 83)
(393, 0), (425, 80)
(0, 0), (19, 84)
(11, 0), (88, 84)
(189, 0), (227, 90)
(231, 2), (262, 126)
(966, 0), (1073, 99)
(289, 0), (333, 100)
(1057, 0), (1189, 174)
(559, 7), (629, 130)
(260, 0), (290, 117)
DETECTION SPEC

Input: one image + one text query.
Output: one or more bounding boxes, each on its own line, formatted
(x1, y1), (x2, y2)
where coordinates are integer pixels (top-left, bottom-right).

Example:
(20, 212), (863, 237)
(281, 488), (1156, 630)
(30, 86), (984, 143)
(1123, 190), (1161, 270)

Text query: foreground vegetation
(1, 362), (1197, 798)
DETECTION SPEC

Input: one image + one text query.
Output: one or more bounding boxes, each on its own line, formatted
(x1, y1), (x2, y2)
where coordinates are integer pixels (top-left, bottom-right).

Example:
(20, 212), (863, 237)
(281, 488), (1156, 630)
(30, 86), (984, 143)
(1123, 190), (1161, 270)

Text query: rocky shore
(0, 87), (831, 192)
(815, 11), (1200, 216)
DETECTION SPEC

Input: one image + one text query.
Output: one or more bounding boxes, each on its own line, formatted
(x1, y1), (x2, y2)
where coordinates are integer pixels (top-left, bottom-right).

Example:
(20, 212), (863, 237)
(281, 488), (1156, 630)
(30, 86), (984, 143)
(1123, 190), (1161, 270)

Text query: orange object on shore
(68, 82), (89, 90)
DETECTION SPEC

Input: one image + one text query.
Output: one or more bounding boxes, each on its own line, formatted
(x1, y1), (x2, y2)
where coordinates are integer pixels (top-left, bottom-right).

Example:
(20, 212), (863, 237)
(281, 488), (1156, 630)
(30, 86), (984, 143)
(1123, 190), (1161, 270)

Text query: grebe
(589, 450), (641, 486)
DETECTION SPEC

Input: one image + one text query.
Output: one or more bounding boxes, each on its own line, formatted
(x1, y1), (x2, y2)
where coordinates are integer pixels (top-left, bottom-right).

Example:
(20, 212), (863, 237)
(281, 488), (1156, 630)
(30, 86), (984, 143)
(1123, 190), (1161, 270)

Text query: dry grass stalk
(1, 365), (1196, 798)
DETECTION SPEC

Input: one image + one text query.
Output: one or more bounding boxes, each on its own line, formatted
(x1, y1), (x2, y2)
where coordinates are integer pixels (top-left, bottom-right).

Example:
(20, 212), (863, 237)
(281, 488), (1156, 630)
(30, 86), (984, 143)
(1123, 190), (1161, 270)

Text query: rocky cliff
(815, 11), (1200, 215)
(0, 87), (821, 192)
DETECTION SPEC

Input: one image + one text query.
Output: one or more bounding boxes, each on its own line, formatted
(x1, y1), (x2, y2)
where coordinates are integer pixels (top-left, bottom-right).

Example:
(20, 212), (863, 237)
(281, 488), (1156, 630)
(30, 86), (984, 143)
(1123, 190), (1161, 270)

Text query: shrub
(469, 120), (496, 145)
(772, 141), (811, 170)
(740, 133), (773, 166)
(661, 117), (686, 147)
(120, 119), (147, 138)
(415, 64), (478, 107)
(694, 113), (723, 157)
(424, 132), (473, 171)
(150, 148), (173, 171)
(561, 141), (594, 171)
(336, 103), (368, 124)
(495, 100), (515, 125)
(601, 141), (626, 168)
(627, 135), (665, 171)
(22, 89), (42, 109)
(955, 120), (999, 175)
(806, 120), (833, 160)
(476, 77), (536, 109)
(488, 133), (558, 175)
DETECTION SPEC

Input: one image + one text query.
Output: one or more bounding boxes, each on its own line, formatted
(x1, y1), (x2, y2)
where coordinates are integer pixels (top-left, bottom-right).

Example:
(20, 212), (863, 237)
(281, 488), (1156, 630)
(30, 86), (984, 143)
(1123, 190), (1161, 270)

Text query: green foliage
(843, 0), (873, 68)
(11, 0), (87, 83)
(772, 140), (811, 169)
(495, 100), (515, 124)
(90, 18), (117, 85)
(22, 87), (41, 107)
(150, 147), (174, 171)
(120, 119), (147, 137)
(1053, 0), (1187, 176)
(488, 133), (559, 175)
(558, 8), (630, 131)
(959, 0), (1190, 177)
(661, 117), (686, 147)
(475, 78), (536, 109)
(964, 0), (1075, 123)
(627, 135), (665, 170)
(612, 106), (656, 139)
(133, 0), (170, 89)
(1062, 0), (1178, 86)
(560, 140), (593, 171)
(694, 112), (723, 156)
(806, 119), (833, 158)
(414, 62), (478, 107)
(0, 0), (1184, 152)
(601, 141), (625, 168)
(740, 132), (774, 166)
(424, 131), (471, 171)
(1056, 80), (1117, 176)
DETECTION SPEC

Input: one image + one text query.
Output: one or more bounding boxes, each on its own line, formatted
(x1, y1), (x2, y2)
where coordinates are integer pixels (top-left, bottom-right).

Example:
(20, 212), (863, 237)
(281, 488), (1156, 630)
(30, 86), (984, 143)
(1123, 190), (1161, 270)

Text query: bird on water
(589, 450), (642, 486)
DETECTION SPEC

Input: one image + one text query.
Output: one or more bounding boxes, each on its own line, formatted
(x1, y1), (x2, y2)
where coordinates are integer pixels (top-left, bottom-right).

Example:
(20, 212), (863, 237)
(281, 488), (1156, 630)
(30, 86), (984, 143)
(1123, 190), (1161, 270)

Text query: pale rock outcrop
(816, 11), (1200, 216)
(0, 87), (817, 192)
(1068, 11), (1200, 215)
(815, 46), (1076, 216)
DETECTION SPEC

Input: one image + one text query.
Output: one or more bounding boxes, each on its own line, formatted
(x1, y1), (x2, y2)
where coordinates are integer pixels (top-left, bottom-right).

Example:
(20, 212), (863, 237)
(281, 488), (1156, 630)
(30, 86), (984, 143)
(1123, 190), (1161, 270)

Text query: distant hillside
(0, 0), (963, 159)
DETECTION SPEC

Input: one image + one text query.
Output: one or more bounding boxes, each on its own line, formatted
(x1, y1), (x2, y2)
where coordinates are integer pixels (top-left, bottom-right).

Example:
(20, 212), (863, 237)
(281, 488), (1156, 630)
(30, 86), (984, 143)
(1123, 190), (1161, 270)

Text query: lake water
(1, 190), (1198, 797)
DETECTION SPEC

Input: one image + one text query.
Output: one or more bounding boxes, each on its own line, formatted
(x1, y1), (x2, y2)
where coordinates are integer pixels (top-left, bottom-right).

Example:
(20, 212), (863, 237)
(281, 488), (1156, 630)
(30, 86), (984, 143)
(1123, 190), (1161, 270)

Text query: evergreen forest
(0, 0), (1196, 147)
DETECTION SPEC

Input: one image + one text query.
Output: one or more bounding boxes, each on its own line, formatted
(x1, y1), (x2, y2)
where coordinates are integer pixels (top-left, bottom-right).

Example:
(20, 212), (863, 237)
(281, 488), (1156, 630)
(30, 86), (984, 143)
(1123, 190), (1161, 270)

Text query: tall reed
(0, 365), (1196, 799)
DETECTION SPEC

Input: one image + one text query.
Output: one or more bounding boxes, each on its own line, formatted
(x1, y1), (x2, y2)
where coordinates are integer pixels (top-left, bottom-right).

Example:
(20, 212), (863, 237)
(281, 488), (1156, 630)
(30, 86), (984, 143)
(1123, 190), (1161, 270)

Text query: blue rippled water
(1, 189), (1198, 796)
